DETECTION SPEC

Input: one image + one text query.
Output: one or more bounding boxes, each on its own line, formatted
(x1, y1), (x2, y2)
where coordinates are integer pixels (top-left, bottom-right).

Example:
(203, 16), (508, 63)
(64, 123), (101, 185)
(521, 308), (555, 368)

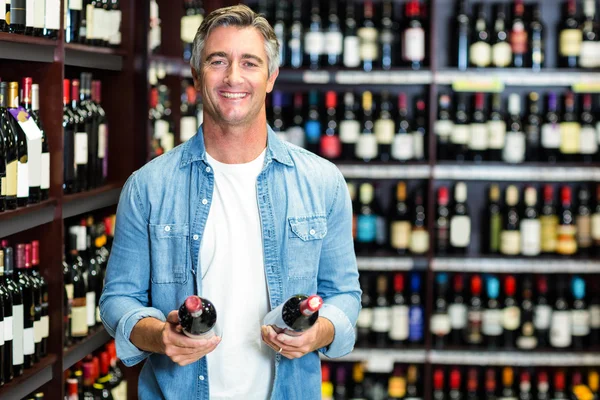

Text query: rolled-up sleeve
(317, 169), (361, 358)
(99, 173), (164, 366)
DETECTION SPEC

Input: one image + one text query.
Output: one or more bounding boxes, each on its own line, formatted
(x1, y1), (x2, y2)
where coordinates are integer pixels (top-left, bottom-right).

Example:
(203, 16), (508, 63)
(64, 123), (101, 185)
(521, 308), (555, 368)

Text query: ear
(191, 67), (202, 92)
(265, 67), (279, 94)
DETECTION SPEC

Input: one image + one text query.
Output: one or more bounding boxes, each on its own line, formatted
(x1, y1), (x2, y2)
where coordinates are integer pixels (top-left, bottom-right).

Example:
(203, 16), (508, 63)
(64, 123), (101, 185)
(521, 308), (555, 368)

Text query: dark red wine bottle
(263, 294), (323, 335)
(178, 295), (217, 339)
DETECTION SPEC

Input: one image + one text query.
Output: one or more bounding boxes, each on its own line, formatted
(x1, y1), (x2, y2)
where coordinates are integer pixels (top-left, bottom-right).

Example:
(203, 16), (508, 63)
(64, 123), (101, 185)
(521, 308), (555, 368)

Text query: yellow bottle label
(556, 224), (578, 255)
(560, 122), (581, 154)
(540, 215), (558, 252)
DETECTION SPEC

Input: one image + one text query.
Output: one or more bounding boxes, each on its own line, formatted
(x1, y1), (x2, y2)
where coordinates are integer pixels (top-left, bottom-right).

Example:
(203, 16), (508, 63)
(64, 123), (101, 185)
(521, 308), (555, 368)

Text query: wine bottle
(0, 82), (17, 211)
(503, 94), (526, 164)
(387, 366), (406, 400)
(272, 0), (286, 66)
(91, 80), (107, 186)
(516, 275), (537, 350)
(356, 183), (377, 254)
(371, 274), (391, 347)
(24, 244), (41, 364)
(466, 368), (479, 400)
(451, 93), (469, 162)
(550, 276), (572, 348)
(502, 275), (520, 349)
(286, 93), (305, 149)
(303, 91), (321, 155)
(450, 182), (470, 254)
(559, 92), (580, 162)
(355, 91), (377, 162)
(484, 368), (497, 399)
(525, 92), (542, 162)
(7, 82), (30, 207)
(380, 0), (395, 70)
(559, 0), (582, 69)
(593, 185), (600, 254)
(589, 278), (600, 346)
(465, 274), (483, 347)
(552, 371), (567, 399)
(521, 186), (541, 256)
(66, 0), (82, 43)
(487, 184), (501, 254)
(482, 276), (502, 349)
(500, 185), (521, 256)
(491, 4), (511, 68)
(15, 244), (34, 369)
(431, 273), (451, 349)
(580, 0), (599, 68)
(410, 188), (429, 255)
(468, 92), (487, 162)
(487, 93), (506, 162)
(9, 0), (25, 33)
(0, 250), (11, 383)
(358, 0), (378, 72)
(413, 98), (426, 161)
(320, 91), (341, 160)
(0, 0), (5, 32)
(571, 276), (590, 350)
(31, 84), (49, 200)
(576, 186), (593, 254)
(69, 232), (88, 340)
(529, 4), (545, 71)
(324, 0), (342, 67)
(4, 247), (23, 377)
(389, 182), (411, 255)
(556, 186), (577, 256)
(435, 94), (453, 161)
(540, 185), (558, 253)
(321, 364), (333, 400)
(406, 364), (420, 399)
(356, 274), (373, 347)
(339, 92), (359, 161)
(449, 368), (461, 400)
(71, 80), (89, 192)
(20, 78), (41, 205)
(288, 0), (303, 69)
(518, 371), (533, 400)
(30, 241), (47, 358)
(178, 295), (217, 339)
(448, 273), (467, 347)
(580, 94), (597, 163)
(470, 4), (491, 68)
(408, 273), (423, 344)
(402, 0), (425, 70)
(263, 294), (322, 335)
(541, 92), (560, 163)
(389, 273), (409, 346)
(501, 367), (517, 400)
(433, 368), (444, 400)
(304, 0), (324, 70)
(391, 93), (414, 162)
(435, 186), (450, 255)
(374, 91), (394, 162)
(63, 80), (78, 194)
(509, 0), (528, 68)
(536, 371), (550, 400)
(342, 0), (360, 68)
(0, 89), (5, 211)
(181, 0), (204, 62)
(351, 363), (367, 399)
(454, 0), (470, 71)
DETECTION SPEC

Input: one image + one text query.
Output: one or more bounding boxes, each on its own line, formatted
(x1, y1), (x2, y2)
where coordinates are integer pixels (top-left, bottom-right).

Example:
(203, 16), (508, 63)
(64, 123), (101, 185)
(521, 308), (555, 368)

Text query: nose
(224, 63), (244, 86)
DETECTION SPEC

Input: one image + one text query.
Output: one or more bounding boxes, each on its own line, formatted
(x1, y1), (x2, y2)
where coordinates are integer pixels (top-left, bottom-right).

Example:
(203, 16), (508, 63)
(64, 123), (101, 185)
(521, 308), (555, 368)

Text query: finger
(166, 310), (179, 324)
(167, 324), (211, 349)
(275, 333), (305, 349)
(280, 350), (304, 360)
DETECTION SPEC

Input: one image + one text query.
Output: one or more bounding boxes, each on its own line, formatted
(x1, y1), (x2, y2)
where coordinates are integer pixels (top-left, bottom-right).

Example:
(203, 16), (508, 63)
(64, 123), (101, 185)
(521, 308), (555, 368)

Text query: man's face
(195, 25), (278, 128)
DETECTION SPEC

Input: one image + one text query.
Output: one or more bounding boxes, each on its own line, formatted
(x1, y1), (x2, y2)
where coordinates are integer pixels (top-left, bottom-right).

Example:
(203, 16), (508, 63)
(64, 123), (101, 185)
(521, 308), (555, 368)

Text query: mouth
(219, 91), (249, 100)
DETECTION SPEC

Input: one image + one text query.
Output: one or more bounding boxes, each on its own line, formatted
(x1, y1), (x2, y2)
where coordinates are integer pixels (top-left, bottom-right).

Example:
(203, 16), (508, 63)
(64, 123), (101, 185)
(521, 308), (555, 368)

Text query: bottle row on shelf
(64, 0), (123, 47)
(0, 0), (61, 39)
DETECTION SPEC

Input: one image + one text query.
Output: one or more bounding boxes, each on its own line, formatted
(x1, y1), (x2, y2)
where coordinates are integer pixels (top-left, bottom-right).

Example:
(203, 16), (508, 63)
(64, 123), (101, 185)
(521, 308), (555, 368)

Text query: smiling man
(100, 5), (360, 400)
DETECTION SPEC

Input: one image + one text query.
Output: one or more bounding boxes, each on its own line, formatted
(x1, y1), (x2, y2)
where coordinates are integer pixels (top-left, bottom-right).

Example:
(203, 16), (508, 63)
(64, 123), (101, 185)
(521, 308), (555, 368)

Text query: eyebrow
(204, 52), (264, 65)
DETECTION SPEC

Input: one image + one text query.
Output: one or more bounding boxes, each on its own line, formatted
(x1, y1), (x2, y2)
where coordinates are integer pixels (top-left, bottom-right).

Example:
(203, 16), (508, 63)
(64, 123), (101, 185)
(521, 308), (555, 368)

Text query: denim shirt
(99, 125), (361, 400)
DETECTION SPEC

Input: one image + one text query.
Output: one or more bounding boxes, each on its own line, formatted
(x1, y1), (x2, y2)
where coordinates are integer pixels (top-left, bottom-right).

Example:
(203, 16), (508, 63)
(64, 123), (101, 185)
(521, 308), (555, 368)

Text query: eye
(244, 62), (258, 67)
(211, 60), (225, 65)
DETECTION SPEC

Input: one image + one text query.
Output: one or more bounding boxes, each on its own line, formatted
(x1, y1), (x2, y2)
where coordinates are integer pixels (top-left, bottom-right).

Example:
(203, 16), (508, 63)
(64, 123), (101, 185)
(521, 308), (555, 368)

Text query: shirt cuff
(108, 307), (166, 367)
(317, 303), (356, 358)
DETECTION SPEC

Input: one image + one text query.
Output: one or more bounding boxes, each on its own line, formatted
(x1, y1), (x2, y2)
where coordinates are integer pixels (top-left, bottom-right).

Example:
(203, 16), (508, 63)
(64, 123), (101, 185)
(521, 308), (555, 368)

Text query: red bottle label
(320, 135), (342, 159)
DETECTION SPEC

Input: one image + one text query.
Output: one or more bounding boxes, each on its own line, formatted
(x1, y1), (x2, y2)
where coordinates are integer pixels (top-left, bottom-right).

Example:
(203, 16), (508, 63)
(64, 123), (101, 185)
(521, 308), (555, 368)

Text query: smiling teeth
(222, 92), (247, 98)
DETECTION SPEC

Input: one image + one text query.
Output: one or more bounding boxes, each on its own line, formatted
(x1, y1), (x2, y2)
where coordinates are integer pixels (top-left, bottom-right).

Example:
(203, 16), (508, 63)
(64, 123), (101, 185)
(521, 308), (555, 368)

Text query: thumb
(166, 310), (179, 325)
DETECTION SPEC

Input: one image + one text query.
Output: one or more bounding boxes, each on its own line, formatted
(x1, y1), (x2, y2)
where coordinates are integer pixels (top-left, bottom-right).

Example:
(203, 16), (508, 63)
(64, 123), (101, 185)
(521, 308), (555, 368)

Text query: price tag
(572, 82), (600, 93)
(452, 78), (504, 93)
(366, 351), (395, 373)
(302, 71), (330, 84)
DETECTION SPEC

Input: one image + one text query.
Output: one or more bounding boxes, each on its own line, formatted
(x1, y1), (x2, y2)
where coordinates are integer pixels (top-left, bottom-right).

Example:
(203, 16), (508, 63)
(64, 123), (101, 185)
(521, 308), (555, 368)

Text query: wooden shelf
(63, 327), (112, 371)
(432, 257), (600, 274)
(433, 164), (600, 182)
(357, 256), (428, 271)
(65, 43), (125, 70)
(0, 199), (57, 237)
(321, 348), (428, 372)
(0, 32), (56, 63)
(277, 68), (433, 85)
(429, 350), (600, 366)
(63, 183), (123, 219)
(0, 354), (57, 400)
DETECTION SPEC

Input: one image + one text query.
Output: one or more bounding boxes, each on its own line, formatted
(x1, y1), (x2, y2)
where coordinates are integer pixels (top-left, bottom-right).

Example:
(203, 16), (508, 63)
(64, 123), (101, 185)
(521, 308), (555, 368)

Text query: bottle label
(0, 1), (4, 21)
(13, 304), (24, 365)
(577, 215), (592, 248)
(520, 219), (541, 256)
(503, 132), (526, 163)
(75, 132), (89, 165)
(180, 14), (203, 43)
(516, 330), (538, 350)
(1, 176), (5, 196)
(560, 29), (583, 56)
(467, 310), (483, 343)
(339, 120), (360, 144)
(372, 306), (391, 333)
(110, 10), (122, 46)
(376, 215), (387, 246)
(325, 31), (343, 55)
(320, 135), (342, 159)
(469, 41), (492, 67)
(374, 119), (395, 145)
(304, 31), (325, 55)
(487, 120), (507, 149)
(357, 214), (377, 243)
(448, 303), (467, 329)
(69, 0), (83, 11)
(34, 319), (42, 344)
(556, 224), (578, 255)
(408, 306), (424, 342)
(17, 161), (29, 198)
(450, 215), (471, 248)
(98, 123), (108, 158)
(409, 229), (429, 254)
(402, 28), (425, 62)
(41, 315), (49, 339)
(343, 36), (361, 67)
(7, 160), (17, 197)
(572, 309), (591, 336)
(45, 0), (60, 30)
(503, 306), (521, 331)
(430, 313), (451, 336)
(356, 308), (373, 329)
(540, 215), (558, 252)
(492, 42), (512, 67)
(589, 305), (600, 328)
(389, 305), (409, 341)
(305, 120), (321, 145)
(412, 131), (424, 160)
(451, 125), (470, 145)
(560, 122), (581, 154)
(490, 213), (501, 253)
(482, 309), (503, 336)
(534, 304), (552, 330)
(592, 214), (600, 240)
(510, 24), (528, 54)
(391, 134), (414, 161)
(358, 27), (378, 60)
(355, 134), (378, 160)
(541, 123), (561, 149)
(4, 316), (12, 341)
(41, 152), (50, 190)
(550, 310), (572, 348)
(500, 230), (521, 255)
(580, 126), (598, 154)
(86, 4), (95, 39)
(86, 291), (96, 327)
(580, 41), (597, 68)
(435, 120), (454, 139)
(469, 123), (489, 150)
(390, 221), (411, 250)
(26, 0), (34, 27)
(288, 37), (301, 52)
(33, 0), (45, 28)
(154, 119), (169, 139)
(0, 321), (3, 346)
(286, 126), (305, 149)
(160, 132), (175, 152)
(71, 303), (89, 336)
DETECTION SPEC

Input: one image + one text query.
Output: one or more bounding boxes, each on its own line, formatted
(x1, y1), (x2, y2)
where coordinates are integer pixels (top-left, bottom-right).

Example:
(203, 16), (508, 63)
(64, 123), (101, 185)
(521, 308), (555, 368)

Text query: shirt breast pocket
(149, 223), (190, 284)
(287, 216), (327, 280)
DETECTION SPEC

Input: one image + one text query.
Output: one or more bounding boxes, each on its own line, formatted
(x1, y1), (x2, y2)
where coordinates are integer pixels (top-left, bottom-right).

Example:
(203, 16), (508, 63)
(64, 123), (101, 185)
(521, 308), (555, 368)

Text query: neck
(202, 115), (268, 164)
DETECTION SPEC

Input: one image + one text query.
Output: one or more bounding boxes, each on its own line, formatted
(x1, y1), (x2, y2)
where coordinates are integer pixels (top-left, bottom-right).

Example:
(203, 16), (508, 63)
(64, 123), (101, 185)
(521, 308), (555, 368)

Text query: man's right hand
(161, 310), (221, 366)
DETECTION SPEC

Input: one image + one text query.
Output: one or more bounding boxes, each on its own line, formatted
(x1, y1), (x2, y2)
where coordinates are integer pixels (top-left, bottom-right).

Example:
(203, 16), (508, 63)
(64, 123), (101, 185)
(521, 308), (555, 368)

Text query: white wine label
(402, 28), (425, 61)
(286, 126), (305, 148)
(7, 160), (17, 197)
(154, 119), (169, 139)
(343, 36), (361, 67)
(534, 305), (552, 329)
(86, 4), (95, 39)
(41, 152), (50, 190)
(26, 133), (42, 188)
(325, 31), (343, 55)
(355, 134), (378, 160)
(180, 14), (203, 43)
(26, 0), (34, 27)
(71, 305), (88, 336)
(572, 310), (591, 336)
(409, 229), (429, 254)
(391, 134), (414, 161)
(339, 120), (360, 144)
(451, 125), (470, 145)
(356, 308), (373, 329)
(469, 123), (488, 150)
(33, 0), (45, 28)
(580, 41), (596, 68)
(109, 10), (122, 45)
(1, 176), (5, 197)
(413, 132), (424, 160)
(500, 230), (521, 255)
(502, 306), (521, 331)
(4, 316), (13, 341)
(41, 315), (49, 338)
(69, 0), (82, 11)
(448, 303), (467, 329)
(435, 120), (454, 138)
(371, 307), (392, 333)
(560, 122), (581, 154)
(24, 327), (34, 355)
(592, 214), (600, 240)
(75, 132), (89, 165)
(374, 119), (395, 145)
(161, 133), (175, 152)
(487, 120), (506, 149)
(45, 0), (60, 30)
(389, 305), (409, 341)
(450, 216), (471, 248)
(180, 116), (198, 142)
(430, 313), (451, 336)
(590, 305), (600, 328)
(13, 304), (24, 365)
(0, 1), (4, 20)
(469, 41), (492, 67)
(390, 221), (411, 250)
(560, 29), (582, 56)
(288, 37), (301, 52)
(503, 132), (526, 163)
(520, 219), (541, 256)
(304, 31), (325, 55)
(492, 42), (512, 67)
(482, 309), (503, 336)
(580, 126), (598, 154)
(0, 321), (3, 346)
(359, 42), (378, 60)
(98, 124), (107, 158)
(86, 291), (96, 327)
(17, 162), (29, 198)
(357, 26), (378, 42)
(34, 320), (42, 344)
(541, 123), (561, 149)
(550, 311), (572, 348)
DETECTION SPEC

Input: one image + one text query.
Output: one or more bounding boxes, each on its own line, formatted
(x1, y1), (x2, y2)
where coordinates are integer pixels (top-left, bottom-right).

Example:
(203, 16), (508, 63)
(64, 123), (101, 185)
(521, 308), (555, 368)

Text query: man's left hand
(261, 317), (334, 360)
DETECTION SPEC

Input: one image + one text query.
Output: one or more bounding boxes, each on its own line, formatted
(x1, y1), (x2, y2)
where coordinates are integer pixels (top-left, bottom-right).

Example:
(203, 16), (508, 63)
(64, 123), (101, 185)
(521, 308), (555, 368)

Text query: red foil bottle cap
(71, 80), (80, 103)
(438, 186), (449, 205)
(185, 295), (203, 314)
(471, 275), (482, 295)
(561, 186), (572, 204)
(321, 364), (331, 382)
(450, 368), (461, 390)
(467, 368), (478, 392)
(16, 244), (26, 270)
(325, 91), (337, 109)
(100, 352), (110, 376)
(25, 244), (32, 268)
(63, 79), (71, 104)
(453, 274), (464, 292)
(21, 77), (33, 104)
(302, 295), (323, 313)
(394, 273), (404, 292)
(543, 185), (553, 202)
(555, 371), (566, 391)
(433, 369), (444, 390)
(398, 93), (407, 109)
(505, 275), (516, 296)
(31, 240), (40, 266)
(92, 80), (102, 103)
(536, 275), (548, 294)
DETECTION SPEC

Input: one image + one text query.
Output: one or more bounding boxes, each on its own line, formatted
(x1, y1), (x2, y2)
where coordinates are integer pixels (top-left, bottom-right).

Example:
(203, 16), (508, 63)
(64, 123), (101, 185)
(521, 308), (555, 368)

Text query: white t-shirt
(200, 149), (274, 400)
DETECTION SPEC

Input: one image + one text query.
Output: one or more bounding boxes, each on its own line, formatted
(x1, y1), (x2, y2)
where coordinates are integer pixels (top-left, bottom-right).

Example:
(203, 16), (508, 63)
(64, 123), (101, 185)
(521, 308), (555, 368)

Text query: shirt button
(202, 199), (208, 205)
(164, 226), (171, 232)
(309, 229), (316, 235)
(206, 167), (211, 173)
(199, 375), (205, 381)
(193, 234), (199, 240)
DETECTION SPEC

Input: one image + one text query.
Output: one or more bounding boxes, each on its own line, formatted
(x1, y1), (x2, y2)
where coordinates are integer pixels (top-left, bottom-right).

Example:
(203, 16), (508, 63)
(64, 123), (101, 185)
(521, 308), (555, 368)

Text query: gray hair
(190, 4), (280, 78)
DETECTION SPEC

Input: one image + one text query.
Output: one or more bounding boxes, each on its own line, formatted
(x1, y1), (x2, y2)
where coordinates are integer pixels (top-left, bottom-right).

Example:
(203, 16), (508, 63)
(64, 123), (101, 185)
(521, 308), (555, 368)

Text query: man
(100, 4), (360, 400)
